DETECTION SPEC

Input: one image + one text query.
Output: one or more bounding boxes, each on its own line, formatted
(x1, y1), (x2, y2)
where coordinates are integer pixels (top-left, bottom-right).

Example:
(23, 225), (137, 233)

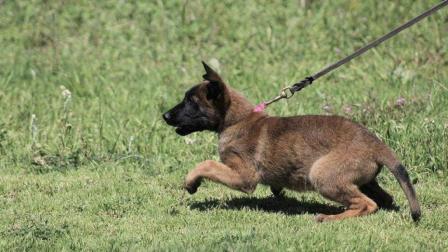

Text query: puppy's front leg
(185, 159), (258, 194)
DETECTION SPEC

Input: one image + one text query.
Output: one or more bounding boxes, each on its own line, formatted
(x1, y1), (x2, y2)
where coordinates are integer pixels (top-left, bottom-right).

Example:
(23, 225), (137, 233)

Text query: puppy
(163, 62), (421, 222)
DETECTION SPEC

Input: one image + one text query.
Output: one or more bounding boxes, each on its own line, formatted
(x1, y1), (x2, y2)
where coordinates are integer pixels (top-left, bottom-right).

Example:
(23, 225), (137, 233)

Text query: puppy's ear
(205, 81), (230, 111)
(202, 61), (230, 109)
(202, 61), (223, 82)
(206, 81), (223, 100)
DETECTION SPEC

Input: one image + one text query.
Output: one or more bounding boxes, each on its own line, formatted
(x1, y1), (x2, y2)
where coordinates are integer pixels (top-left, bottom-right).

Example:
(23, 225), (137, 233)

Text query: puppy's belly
(258, 167), (314, 192)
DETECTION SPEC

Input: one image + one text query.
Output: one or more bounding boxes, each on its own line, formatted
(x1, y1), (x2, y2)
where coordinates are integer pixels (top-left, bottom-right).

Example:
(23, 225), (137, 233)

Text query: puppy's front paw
(184, 184), (197, 194)
(270, 186), (284, 198)
(184, 178), (201, 195)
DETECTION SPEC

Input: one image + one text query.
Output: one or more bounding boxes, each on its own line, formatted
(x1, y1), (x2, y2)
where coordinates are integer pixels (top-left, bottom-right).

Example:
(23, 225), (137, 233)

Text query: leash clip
(281, 86), (295, 99)
(265, 86), (294, 105)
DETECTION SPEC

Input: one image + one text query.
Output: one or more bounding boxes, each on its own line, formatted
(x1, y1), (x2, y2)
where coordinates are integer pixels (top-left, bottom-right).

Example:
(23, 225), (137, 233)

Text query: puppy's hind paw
(314, 214), (329, 223)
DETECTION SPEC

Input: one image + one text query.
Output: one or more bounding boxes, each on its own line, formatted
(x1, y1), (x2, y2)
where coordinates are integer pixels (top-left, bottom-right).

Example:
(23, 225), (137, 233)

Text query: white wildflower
(395, 97), (406, 108)
(30, 114), (38, 147)
(30, 69), (36, 79)
(128, 136), (134, 153)
(60, 85), (72, 112)
(343, 105), (353, 115)
(184, 136), (196, 145)
(322, 104), (332, 114)
(60, 85), (72, 99)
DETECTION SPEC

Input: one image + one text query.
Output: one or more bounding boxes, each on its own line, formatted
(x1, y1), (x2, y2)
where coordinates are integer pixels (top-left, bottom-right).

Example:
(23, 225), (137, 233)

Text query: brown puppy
(163, 62), (421, 222)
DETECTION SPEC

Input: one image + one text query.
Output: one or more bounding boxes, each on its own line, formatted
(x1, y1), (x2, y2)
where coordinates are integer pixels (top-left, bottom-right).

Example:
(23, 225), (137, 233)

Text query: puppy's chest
(218, 133), (257, 158)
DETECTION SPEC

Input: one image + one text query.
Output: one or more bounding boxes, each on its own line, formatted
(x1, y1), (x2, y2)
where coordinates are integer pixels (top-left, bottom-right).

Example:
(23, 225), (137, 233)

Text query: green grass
(1, 0), (447, 250)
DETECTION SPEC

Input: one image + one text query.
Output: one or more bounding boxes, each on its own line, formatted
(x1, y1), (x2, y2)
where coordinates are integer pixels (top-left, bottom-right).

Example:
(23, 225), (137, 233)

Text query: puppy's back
(255, 115), (385, 168)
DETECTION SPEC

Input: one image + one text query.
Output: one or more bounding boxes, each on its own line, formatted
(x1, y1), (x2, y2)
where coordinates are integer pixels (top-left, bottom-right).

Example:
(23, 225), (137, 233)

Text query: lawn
(0, 0), (447, 250)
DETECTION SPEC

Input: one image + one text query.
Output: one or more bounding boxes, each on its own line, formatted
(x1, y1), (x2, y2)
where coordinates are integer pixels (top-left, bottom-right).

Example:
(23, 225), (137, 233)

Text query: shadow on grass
(188, 195), (345, 215)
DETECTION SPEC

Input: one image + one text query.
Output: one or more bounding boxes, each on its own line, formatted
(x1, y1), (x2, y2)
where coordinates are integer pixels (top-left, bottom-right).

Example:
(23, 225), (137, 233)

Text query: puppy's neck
(219, 88), (263, 131)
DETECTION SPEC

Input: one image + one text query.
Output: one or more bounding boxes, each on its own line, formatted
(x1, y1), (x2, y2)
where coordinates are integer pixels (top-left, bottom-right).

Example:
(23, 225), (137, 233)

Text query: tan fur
(178, 65), (421, 222)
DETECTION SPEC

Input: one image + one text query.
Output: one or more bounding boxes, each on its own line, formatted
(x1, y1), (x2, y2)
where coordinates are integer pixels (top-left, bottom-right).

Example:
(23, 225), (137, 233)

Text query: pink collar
(253, 102), (266, 112)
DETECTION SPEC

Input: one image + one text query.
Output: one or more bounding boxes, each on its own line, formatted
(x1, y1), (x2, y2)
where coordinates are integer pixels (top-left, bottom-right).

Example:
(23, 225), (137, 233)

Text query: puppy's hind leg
(185, 159), (259, 194)
(314, 184), (378, 222)
(310, 155), (378, 222)
(360, 180), (395, 210)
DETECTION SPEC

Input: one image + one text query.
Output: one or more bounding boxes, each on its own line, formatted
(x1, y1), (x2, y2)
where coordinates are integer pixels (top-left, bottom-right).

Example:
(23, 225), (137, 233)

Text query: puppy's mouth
(175, 126), (194, 136)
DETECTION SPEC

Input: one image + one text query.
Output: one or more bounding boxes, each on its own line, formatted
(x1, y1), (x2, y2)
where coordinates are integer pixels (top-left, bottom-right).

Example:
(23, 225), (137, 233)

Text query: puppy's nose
(162, 112), (171, 122)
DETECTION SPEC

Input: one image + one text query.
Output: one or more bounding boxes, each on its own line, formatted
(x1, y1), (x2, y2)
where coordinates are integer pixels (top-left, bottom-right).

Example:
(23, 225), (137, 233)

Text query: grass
(0, 0), (447, 250)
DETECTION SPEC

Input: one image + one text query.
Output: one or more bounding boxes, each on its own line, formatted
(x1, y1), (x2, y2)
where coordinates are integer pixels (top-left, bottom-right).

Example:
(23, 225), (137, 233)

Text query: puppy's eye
(187, 96), (197, 103)
(190, 99), (198, 108)
(185, 96), (198, 108)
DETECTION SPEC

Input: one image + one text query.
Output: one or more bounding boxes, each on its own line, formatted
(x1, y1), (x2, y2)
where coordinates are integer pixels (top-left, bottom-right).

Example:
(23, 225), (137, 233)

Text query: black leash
(258, 0), (448, 109)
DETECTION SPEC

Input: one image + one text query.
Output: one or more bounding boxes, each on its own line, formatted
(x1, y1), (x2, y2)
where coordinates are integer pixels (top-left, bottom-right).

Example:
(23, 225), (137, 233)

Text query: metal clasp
(264, 86), (295, 105)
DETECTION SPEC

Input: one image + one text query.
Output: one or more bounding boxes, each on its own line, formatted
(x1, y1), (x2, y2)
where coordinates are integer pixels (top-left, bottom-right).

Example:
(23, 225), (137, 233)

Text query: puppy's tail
(378, 148), (421, 222)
